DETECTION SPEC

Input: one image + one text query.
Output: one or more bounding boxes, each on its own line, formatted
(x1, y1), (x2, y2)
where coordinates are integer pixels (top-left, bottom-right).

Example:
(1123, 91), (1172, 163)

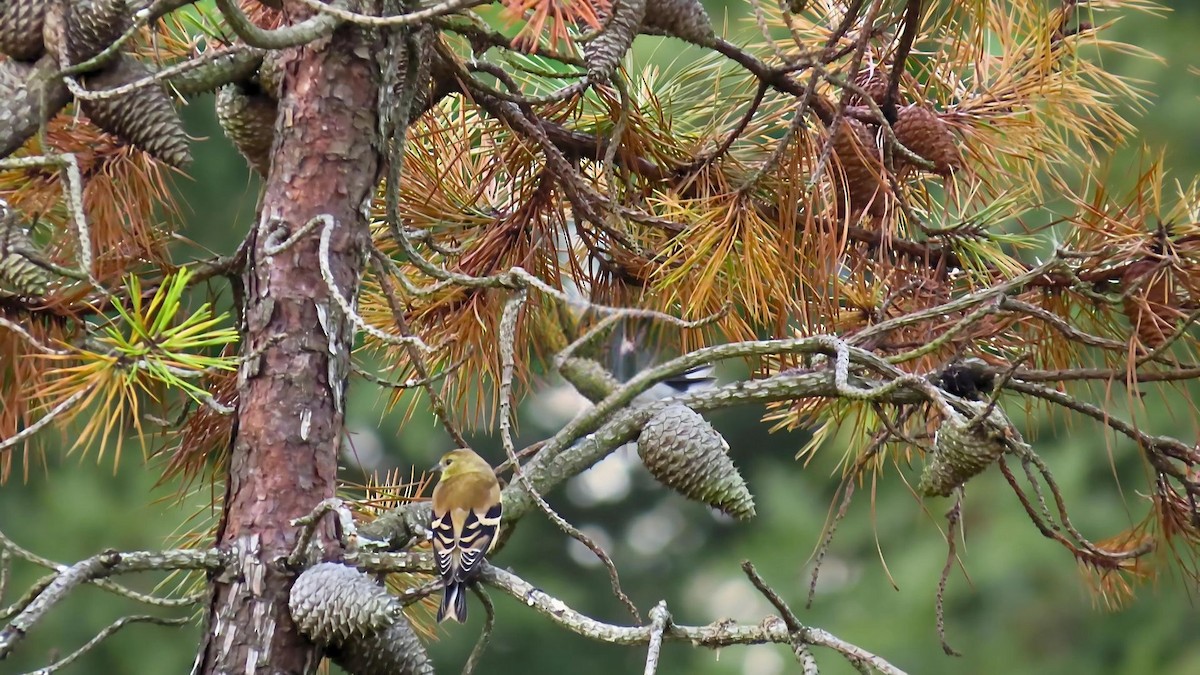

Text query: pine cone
(918, 404), (1017, 497)
(65, 0), (128, 68)
(849, 72), (890, 108)
(257, 49), (284, 101)
(830, 116), (886, 216)
(288, 563), (399, 646)
(893, 105), (962, 176)
(40, 0), (63, 59)
(644, 0), (715, 44)
(637, 404), (756, 519)
(0, 0), (47, 61)
(215, 82), (276, 176)
(0, 202), (53, 298)
(332, 617), (435, 675)
(1122, 260), (1179, 350)
(584, 0), (647, 83)
(80, 54), (192, 167)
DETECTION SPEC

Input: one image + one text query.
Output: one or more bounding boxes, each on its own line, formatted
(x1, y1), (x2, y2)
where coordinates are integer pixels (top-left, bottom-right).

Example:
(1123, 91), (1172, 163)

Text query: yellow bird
(430, 448), (502, 623)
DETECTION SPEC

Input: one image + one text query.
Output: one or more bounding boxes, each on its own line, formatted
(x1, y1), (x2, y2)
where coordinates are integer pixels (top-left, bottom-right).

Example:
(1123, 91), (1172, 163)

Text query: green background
(3, 2), (1199, 674)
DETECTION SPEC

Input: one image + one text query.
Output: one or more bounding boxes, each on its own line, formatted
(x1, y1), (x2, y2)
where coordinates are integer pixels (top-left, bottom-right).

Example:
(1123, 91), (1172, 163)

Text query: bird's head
(432, 448), (490, 480)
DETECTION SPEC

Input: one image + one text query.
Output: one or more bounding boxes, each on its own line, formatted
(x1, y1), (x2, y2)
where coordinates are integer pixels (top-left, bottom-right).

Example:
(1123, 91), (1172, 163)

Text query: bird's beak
(429, 461), (443, 474)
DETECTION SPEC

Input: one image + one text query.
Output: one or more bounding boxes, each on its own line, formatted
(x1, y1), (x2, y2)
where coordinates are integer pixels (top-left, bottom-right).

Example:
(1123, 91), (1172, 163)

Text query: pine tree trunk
(195, 21), (382, 675)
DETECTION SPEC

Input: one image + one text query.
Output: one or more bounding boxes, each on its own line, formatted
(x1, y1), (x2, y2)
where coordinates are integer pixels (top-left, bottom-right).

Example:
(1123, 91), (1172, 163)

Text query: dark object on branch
(638, 404), (756, 519)
(0, 0), (47, 61)
(80, 54), (192, 167)
(936, 358), (995, 401)
(289, 562), (433, 675)
(216, 82), (277, 176)
(918, 403), (1019, 497)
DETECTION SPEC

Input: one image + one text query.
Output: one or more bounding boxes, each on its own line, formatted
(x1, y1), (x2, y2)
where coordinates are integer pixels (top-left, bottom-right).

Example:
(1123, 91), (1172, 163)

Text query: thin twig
(343, 552), (908, 674)
(743, 561), (869, 674)
(462, 586), (495, 675)
(808, 475), (857, 609)
(496, 291), (642, 623)
(287, 498), (362, 569)
(935, 492), (964, 656)
(370, 252), (469, 448)
(643, 601), (670, 675)
(316, 215), (431, 351)
(0, 546), (223, 659)
(24, 615), (189, 675)
(885, 0), (924, 122)
(0, 385), (95, 454)
(350, 356), (468, 390)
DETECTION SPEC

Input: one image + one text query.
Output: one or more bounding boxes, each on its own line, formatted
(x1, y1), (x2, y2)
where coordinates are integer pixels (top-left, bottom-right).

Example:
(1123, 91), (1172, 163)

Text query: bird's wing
(431, 509), (457, 580)
(454, 502), (502, 581)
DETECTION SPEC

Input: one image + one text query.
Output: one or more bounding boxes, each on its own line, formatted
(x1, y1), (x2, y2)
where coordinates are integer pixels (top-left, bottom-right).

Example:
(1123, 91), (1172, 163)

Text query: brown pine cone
(893, 105), (962, 176)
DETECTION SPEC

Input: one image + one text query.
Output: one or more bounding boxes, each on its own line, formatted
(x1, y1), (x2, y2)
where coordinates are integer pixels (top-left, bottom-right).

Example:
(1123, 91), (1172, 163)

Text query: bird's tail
(437, 581), (469, 623)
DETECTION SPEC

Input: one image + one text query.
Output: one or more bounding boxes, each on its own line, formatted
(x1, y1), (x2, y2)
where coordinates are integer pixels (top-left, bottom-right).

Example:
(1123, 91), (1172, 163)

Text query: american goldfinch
(430, 448), (502, 623)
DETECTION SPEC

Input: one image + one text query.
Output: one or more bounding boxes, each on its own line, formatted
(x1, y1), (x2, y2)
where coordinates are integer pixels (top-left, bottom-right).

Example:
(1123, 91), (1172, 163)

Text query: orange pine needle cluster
(501, 0), (608, 51)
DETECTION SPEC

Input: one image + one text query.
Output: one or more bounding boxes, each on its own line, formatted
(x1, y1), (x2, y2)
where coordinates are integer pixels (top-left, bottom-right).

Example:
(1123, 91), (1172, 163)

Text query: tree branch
(0, 548), (225, 660)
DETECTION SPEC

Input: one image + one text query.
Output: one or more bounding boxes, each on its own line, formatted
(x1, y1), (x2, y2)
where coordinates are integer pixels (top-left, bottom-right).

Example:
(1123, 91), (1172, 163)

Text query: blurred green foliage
(3, 2), (1199, 674)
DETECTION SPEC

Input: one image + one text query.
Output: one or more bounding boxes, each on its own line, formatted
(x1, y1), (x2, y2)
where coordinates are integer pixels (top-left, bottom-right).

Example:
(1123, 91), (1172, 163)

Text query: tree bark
(196, 16), (382, 675)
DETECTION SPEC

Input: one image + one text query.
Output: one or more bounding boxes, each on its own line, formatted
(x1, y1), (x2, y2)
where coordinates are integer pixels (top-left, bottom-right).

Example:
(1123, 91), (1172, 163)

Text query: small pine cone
(0, 202), (53, 298)
(0, 0), (47, 61)
(257, 49), (284, 101)
(849, 72), (890, 108)
(830, 117), (886, 216)
(644, 0), (715, 44)
(918, 404), (1016, 497)
(893, 105), (962, 176)
(559, 357), (620, 403)
(40, 0), (63, 59)
(289, 563), (400, 647)
(584, 0), (647, 83)
(65, 0), (128, 68)
(638, 404), (756, 519)
(333, 617), (435, 675)
(80, 55), (192, 167)
(1122, 261), (1179, 350)
(215, 83), (276, 176)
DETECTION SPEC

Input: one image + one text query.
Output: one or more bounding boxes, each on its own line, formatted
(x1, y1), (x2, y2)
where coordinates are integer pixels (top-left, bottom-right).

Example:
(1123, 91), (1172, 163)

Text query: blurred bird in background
(430, 448), (502, 623)
(610, 319), (717, 405)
